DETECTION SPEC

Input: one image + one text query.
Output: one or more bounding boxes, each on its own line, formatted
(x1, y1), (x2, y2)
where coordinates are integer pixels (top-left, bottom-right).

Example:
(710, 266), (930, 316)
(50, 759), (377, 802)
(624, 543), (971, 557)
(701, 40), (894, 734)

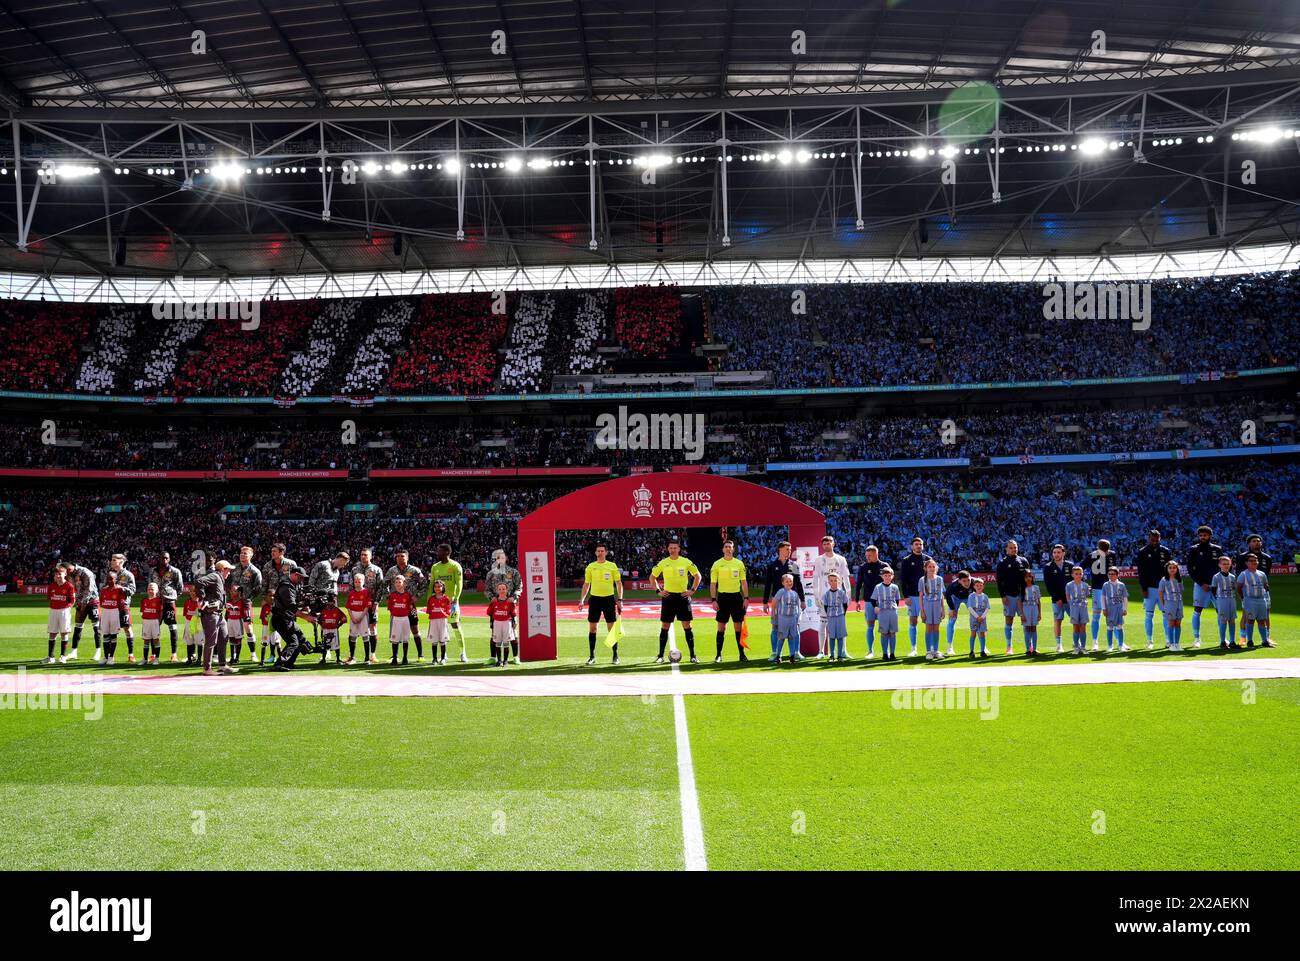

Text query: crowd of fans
(132, 313), (206, 393)
(735, 462), (1299, 576)
(2, 400), (1290, 472)
(564, 291), (610, 376)
(0, 302), (94, 391)
(384, 293), (507, 394)
(74, 306), (136, 393)
(0, 462), (1294, 590)
(170, 301), (316, 397)
(614, 285), (683, 358)
(707, 285), (825, 388)
(2, 272), (1297, 397)
(708, 273), (1299, 388)
(280, 299), (366, 396)
(341, 299), (413, 394)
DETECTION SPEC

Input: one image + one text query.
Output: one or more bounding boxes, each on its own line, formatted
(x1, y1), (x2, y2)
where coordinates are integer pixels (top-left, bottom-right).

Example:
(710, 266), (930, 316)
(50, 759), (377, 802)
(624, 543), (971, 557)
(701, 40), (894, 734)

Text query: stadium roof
(1, 0), (1299, 278)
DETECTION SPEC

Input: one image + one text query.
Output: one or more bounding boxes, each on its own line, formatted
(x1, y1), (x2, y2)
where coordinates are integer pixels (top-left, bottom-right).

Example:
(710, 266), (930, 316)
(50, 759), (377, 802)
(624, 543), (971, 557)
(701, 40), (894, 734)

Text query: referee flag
(605, 619), (625, 649)
(739, 620), (750, 649)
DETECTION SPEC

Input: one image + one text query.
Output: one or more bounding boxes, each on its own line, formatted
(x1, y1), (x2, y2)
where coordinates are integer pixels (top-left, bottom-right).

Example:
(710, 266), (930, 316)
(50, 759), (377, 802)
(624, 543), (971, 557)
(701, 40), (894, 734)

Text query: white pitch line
(668, 622), (707, 872)
(5, 656), (1299, 699)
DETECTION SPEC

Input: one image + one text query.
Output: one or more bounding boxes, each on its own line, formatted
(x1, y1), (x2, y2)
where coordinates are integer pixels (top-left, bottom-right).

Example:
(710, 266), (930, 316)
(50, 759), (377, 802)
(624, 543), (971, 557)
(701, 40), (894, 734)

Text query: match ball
(668, 649), (682, 663)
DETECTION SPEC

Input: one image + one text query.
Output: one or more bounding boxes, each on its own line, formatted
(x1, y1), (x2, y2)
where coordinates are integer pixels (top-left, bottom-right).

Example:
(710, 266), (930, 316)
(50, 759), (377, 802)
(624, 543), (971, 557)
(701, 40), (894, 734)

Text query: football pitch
(1, 582), (1297, 870)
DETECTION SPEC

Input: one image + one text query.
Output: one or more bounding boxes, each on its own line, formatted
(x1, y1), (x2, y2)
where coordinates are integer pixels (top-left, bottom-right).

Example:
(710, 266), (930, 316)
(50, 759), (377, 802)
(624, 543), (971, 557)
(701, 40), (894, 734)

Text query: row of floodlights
(8, 128), (1291, 181)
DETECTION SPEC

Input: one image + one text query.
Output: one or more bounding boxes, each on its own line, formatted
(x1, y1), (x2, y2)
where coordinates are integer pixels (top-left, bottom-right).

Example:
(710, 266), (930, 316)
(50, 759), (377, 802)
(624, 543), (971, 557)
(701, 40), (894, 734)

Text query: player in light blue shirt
(967, 579), (991, 658)
(822, 574), (850, 662)
(1236, 553), (1273, 649)
(1210, 556), (1238, 650)
(1157, 561), (1185, 651)
(1065, 567), (1090, 655)
(770, 574), (806, 664)
(1101, 567), (1130, 652)
(871, 568), (902, 662)
(1021, 570), (1043, 656)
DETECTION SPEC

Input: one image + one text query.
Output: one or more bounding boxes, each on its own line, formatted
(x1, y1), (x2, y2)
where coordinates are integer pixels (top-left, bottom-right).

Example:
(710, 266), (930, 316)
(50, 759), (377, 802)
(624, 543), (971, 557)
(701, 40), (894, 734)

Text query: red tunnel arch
(516, 473), (826, 660)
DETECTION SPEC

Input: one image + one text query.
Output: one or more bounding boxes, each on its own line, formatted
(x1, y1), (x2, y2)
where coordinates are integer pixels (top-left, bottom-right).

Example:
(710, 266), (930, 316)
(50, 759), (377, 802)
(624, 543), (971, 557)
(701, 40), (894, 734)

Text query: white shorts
(389, 617), (412, 643)
(225, 618), (244, 637)
(183, 618), (204, 642)
(323, 630), (339, 651)
(348, 611), (369, 636)
(100, 609), (122, 634)
(47, 608), (72, 634)
(491, 620), (514, 647)
(142, 618), (161, 640)
(426, 618), (449, 643)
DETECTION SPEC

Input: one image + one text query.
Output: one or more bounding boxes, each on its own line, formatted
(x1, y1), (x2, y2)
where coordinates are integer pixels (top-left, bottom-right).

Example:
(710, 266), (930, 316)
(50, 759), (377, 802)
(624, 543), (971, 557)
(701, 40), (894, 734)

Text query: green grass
(1, 578), (1294, 676)
(0, 694), (681, 870)
(688, 679), (1300, 870)
(1, 580), (1295, 869)
(0, 680), (1295, 869)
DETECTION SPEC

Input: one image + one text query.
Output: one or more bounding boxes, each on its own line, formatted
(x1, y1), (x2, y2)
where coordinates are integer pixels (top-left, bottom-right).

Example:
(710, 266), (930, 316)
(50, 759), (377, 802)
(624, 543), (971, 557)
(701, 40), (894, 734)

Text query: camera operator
(270, 565), (318, 672)
(197, 560), (238, 676)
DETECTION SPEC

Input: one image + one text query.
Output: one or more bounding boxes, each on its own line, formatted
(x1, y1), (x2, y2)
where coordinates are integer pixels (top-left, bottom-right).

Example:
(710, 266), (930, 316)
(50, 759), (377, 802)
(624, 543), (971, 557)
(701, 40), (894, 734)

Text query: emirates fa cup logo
(631, 484), (653, 519)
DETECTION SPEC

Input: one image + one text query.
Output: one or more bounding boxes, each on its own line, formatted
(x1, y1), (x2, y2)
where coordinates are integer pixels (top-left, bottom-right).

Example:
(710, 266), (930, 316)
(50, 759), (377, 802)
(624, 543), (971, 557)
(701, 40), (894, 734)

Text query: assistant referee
(709, 539), (749, 663)
(651, 539), (702, 664)
(579, 542), (623, 666)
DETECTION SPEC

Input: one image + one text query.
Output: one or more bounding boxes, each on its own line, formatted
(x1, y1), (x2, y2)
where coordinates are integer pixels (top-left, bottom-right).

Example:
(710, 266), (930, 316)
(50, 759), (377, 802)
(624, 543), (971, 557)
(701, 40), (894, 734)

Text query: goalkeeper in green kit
(429, 543), (468, 662)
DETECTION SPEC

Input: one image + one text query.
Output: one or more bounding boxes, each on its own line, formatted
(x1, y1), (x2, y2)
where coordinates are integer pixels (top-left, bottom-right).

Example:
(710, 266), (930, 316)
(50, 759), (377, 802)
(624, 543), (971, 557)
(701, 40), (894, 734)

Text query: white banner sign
(524, 551), (552, 638)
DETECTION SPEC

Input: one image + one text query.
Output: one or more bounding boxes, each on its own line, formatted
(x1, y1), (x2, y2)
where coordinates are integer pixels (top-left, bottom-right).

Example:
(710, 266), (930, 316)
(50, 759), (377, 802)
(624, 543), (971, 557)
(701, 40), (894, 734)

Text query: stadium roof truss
(1, 1), (1299, 280)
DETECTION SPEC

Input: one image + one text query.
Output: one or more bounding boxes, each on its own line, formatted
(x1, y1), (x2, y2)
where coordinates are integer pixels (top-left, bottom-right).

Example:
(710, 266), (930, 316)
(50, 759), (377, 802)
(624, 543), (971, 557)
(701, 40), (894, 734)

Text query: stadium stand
(0, 464), (1294, 590)
(1, 401), (1290, 471)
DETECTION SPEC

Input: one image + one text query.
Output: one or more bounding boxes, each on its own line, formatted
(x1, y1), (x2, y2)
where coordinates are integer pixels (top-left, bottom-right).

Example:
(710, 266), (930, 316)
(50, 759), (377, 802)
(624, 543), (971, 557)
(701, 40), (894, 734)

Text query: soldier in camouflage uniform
(228, 545), (264, 665)
(101, 553), (137, 659)
(350, 547), (384, 658)
(383, 549), (428, 661)
(65, 559), (101, 661)
(148, 551), (186, 660)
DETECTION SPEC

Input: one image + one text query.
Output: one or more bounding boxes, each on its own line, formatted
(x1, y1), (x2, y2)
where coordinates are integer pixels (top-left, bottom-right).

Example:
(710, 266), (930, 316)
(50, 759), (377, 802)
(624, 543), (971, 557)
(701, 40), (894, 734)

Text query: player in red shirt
(386, 574), (414, 665)
(223, 588), (249, 670)
(98, 572), (127, 666)
(181, 584), (203, 665)
(424, 579), (452, 665)
(257, 597), (279, 666)
(138, 583), (163, 666)
(318, 595), (346, 665)
(485, 583), (517, 667)
(47, 565), (77, 664)
(344, 573), (373, 665)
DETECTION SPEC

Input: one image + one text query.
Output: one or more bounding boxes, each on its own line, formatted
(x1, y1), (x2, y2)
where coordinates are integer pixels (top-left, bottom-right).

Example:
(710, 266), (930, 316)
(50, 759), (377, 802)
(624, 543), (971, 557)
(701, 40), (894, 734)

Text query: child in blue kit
(822, 573), (850, 662)
(967, 577), (990, 658)
(1157, 561), (1185, 651)
(919, 559), (946, 661)
(872, 567), (902, 662)
(1210, 555), (1238, 650)
(1021, 569), (1042, 655)
(1065, 566), (1090, 655)
(1237, 553), (1273, 649)
(1101, 567), (1130, 653)
(771, 574), (806, 664)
